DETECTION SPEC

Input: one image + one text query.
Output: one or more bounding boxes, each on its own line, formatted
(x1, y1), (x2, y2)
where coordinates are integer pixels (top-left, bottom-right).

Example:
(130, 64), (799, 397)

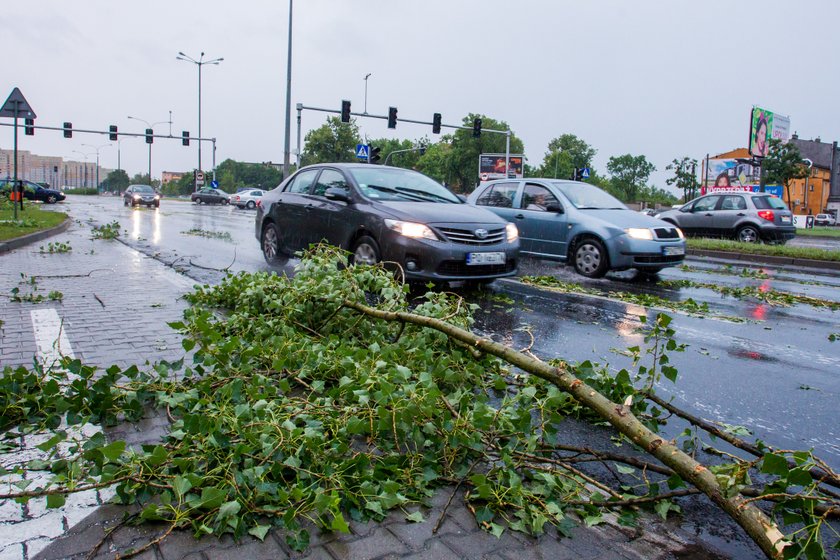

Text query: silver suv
(656, 192), (795, 243)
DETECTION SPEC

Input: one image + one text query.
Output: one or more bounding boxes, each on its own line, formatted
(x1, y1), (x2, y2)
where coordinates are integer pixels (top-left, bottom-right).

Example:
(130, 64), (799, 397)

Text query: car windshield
(133, 185), (154, 193)
(551, 182), (626, 210)
(350, 168), (460, 203)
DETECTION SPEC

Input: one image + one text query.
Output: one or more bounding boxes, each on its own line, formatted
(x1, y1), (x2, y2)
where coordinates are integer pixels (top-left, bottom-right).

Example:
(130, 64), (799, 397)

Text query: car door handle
(736, 213), (746, 216)
(704, 213), (713, 216)
(515, 214), (525, 219)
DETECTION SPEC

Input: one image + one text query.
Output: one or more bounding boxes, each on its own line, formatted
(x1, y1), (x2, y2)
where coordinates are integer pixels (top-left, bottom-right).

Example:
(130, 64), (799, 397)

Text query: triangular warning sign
(0, 88), (37, 119)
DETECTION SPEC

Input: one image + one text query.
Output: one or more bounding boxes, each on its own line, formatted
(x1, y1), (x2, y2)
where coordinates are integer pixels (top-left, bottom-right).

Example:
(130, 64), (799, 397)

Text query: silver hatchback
(655, 192), (795, 243)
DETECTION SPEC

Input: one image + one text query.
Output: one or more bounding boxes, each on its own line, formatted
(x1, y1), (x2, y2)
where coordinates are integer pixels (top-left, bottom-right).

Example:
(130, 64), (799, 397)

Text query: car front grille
(633, 255), (684, 264)
(653, 227), (681, 240)
(436, 259), (516, 277)
(436, 226), (506, 245)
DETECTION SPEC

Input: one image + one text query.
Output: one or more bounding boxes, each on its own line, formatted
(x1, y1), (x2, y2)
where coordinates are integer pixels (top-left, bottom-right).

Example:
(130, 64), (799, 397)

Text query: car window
(720, 195), (746, 210)
(286, 169), (320, 194)
(475, 182), (518, 208)
(521, 184), (560, 212)
(753, 196), (788, 210)
(313, 169), (349, 197)
(251, 190), (263, 196)
(693, 196), (720, 212)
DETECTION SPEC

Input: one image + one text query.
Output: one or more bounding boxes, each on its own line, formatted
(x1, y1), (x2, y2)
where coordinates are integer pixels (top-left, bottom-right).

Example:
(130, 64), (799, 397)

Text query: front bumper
(380, 231), (519, 281)
(612, 236), (686, 270)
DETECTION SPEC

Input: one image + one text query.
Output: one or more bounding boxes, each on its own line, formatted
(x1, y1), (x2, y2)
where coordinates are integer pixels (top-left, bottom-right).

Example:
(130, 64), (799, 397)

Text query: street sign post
(210, 180), (219, 189)
(580, 168), (590, 179)
(1, 88), (37, 219)
(196, 170), (205, 187)
(355, 144), (370, 160)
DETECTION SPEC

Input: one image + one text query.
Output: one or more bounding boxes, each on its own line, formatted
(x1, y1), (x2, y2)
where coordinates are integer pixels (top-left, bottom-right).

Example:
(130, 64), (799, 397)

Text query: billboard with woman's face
(749, 106), (790, 157)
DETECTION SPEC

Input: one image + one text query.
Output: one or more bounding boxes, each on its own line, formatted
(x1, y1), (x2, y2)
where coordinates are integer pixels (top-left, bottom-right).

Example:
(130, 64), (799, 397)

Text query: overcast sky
(3, 0), (838, 188)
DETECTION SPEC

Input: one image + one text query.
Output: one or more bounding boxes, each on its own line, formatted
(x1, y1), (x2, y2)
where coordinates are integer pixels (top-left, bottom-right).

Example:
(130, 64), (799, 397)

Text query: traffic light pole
(295, 103), (511, 168)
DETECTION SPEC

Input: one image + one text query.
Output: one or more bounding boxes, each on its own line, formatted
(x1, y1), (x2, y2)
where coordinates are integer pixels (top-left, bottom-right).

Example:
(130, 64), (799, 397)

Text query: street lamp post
(81, 143), (111, 191)
(177, 51), (223, 190)
(127, 115), (169, 186)
(363, 73), (371, 114)
(283, 0), (293, 178)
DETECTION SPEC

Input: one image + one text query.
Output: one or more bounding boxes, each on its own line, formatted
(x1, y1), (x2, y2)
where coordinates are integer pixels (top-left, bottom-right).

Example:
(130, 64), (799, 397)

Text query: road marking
(31, 308), (75, 366)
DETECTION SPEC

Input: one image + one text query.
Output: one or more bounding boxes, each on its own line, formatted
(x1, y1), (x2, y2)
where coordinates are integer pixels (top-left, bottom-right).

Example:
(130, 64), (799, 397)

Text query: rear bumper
(761, 225), (796, 241)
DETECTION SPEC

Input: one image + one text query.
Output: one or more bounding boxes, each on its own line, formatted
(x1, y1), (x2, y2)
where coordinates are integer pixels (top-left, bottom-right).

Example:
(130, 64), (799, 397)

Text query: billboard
(478, 154), (524, 182)
(749, 106), (791, 157)
(702, 157), (783, 198)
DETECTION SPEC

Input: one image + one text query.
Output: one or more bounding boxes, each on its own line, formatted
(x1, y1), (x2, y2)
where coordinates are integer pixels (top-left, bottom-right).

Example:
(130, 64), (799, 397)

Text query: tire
(46, 195), (57, 204)
(573, 237), (609, 278)
(736, 225), (760, 243)
(223, 199), (229, 205)
(261, 223), (289, 265)
(350, 235), (381, 266)
(124, 199), (128, 207)
(155, 201), (160, 208)
(246, 200), (256, 210)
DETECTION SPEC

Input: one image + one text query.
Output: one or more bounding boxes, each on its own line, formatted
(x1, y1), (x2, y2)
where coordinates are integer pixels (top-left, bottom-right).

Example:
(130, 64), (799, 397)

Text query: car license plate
(781, 216), (791, 224)
(663, 246), (685, 256)
(466, 252), (505, 265)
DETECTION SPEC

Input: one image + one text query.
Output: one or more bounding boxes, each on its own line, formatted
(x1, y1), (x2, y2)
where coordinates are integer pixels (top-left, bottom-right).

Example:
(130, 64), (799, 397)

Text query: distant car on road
(467, 179), (686, 278)
(256, 163), (519, 284)
(191, 187), (230, 205)
(123, 184), (160, 208)
(0, 179), (66, 204)
(656, 192), (795, 243)
(231, 189), (265, 209)
(814, 213), (837, 227)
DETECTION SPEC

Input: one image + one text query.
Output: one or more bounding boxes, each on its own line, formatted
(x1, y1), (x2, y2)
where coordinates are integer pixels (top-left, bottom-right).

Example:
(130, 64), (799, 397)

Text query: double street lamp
(81, 143), (111, 191)
(176, 51), (223, 190)
(127, 114), (170, 186)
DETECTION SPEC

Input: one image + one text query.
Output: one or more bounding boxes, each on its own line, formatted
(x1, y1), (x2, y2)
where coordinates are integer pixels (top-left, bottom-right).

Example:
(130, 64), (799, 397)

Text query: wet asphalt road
(67, 195), (840, 472)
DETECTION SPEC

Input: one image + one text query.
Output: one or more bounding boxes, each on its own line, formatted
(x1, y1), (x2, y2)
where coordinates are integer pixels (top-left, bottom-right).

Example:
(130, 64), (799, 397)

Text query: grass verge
(687, 237), (840, 262)
(796, 227), (840, 238)
(0, 203), (67, 241)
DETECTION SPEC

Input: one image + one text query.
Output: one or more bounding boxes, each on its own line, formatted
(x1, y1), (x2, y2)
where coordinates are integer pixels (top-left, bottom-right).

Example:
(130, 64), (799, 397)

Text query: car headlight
(133, 194), (140, 200)
(676, 227), (685, 239)
(154, 195), (160, 200)
(506, 223), (519, 242)
(625, 228), (653, 240)
(384, 219), (439, 241)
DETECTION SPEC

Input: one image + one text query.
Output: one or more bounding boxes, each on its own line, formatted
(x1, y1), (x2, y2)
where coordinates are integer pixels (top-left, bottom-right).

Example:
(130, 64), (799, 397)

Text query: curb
(0, 216), (72, 254)
(687, 248), (840, 272)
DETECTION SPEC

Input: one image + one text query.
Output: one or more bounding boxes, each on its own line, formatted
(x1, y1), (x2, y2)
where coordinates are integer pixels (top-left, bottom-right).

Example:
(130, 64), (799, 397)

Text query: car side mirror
(546, 203), (563, 214)
(325, 187), (351, 203)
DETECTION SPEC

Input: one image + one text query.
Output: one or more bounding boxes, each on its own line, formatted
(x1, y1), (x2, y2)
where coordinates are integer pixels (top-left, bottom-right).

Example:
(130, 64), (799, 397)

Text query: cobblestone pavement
(1, 214), (736, 559)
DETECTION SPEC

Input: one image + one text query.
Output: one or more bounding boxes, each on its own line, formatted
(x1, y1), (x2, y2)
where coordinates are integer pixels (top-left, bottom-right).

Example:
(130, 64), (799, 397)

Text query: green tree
(665, 157), (699, 203)
(102, 169), (129, 193)
(416, 140), (455, 186)
(540, 134), (597, 179)
(366, 137), (428, 168)
(130, 173), (158, 188)
(214, 159), (285, 191)
(637, 185), (679, 206)
(762, 138), (809, 207)
(300, 117), (361, 166)
(446, 114), (524, 193)
(606, 154), (655, 202)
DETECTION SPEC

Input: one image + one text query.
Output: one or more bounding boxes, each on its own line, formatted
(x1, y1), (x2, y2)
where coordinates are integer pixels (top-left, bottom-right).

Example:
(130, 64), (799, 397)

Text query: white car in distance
(232, 189), (265, 209)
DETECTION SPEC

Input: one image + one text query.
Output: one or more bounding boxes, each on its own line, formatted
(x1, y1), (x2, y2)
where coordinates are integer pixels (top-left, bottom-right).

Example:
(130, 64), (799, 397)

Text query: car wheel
(46, 195), (57, 204)
(573, 237), (609, 278)
(155, 202), (160, 208)
(124, 199), (128, 207)
(262, 223), (289, 265)
(246, 201), (256, 209)
(223, 199), (229, 205)
(736, 225), (760, 243)
(351, 235), (381, 266)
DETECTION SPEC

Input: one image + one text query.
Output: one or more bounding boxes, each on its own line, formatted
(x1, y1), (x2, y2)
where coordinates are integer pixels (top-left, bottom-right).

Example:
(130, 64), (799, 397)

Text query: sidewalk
(1, 219), (732, 560)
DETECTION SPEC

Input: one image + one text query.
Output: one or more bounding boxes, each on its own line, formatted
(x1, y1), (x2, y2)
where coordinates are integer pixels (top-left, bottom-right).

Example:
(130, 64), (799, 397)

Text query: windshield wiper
(366, 184), (427, 202)
(395, 187), (455, 203)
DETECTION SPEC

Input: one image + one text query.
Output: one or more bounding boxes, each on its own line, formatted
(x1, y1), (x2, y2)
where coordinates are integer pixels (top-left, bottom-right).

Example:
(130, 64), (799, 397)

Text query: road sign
(210, 180), (219, 189)
(356, 144), (369, 160)
(580, 168), (590, 179)
(196, 170), (205, 186)
(0, 88), (36, 119)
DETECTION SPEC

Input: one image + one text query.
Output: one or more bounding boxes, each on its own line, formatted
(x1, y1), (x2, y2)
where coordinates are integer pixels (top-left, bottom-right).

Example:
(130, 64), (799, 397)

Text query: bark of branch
(343, 299), (788, 559)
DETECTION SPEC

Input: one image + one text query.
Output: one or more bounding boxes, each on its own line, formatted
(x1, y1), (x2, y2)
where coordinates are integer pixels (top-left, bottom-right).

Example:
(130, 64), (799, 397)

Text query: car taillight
(757, 210), (775, 222)
(255, 200), (261, 208)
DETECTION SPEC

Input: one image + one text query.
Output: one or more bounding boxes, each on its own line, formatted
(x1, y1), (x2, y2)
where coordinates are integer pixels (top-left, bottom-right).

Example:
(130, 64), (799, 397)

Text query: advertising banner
(702, 157), (783, 198)
(749, 106), (791, 157)
(478, 154), (524, 182)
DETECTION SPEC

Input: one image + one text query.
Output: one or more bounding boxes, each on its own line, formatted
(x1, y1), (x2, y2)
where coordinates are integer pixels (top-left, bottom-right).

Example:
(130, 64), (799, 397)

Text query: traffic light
(432, 113), (442, 134)
(472, 118), (482, 138)
(145, 128), (153, 144)
(387, 107), (398, 129)
(109, 125), (118, 141)
(341, 100), (351, 123)
(370, 146), (381, 164)
(24, 118), (34, 136)
(63, 122), (72, 138)
(182, 131), (190, 146)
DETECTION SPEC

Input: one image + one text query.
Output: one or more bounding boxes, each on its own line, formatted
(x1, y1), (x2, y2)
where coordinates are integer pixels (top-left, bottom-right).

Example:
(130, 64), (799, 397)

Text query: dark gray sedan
(655, 192), (795, 243)
(467, 179), (686, 278)
(255, 164), (520, 284)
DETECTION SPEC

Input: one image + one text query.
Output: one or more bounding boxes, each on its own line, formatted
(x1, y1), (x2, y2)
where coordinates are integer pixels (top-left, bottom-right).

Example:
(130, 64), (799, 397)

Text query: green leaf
(405, 511), (424, 523)
(36, 432), (67, 452)
(46, 494), (66, 509)
(217, 500), (241, 519)
(248, 524), (271, 541)
(330, 512), (350, 533)
(172, 476), (192, 498)
(101, 441), (125, 462)
(365, 501), (384, 516)
(489, 523), (505, 538)
(761, 453), (790, 476)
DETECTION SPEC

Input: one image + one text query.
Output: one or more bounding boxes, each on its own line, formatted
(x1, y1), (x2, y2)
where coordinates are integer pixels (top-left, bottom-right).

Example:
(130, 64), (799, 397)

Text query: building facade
(0, 148), (112, 189)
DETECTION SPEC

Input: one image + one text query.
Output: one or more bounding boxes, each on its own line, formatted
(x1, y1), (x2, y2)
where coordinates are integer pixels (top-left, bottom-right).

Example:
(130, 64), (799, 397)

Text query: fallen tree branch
(342, 298), (788, 559)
